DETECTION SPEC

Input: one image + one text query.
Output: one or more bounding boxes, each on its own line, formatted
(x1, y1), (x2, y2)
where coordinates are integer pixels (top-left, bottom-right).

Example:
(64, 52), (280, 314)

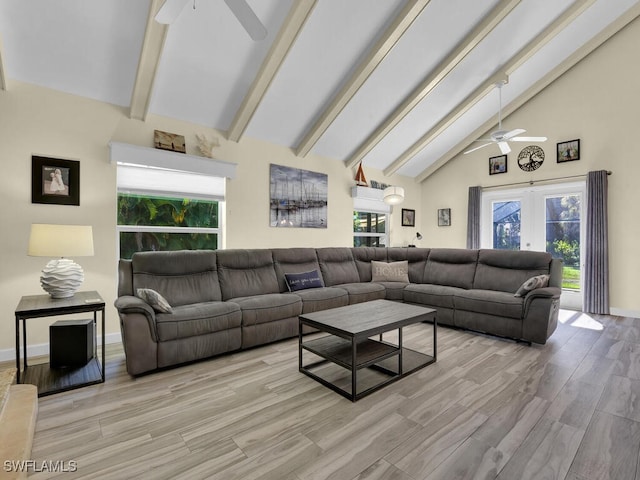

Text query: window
(353, 211), (388, 247)
(117, 193), (220, 259)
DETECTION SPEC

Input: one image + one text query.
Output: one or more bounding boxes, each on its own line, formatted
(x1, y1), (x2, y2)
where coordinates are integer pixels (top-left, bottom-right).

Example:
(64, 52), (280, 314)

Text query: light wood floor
(22, 310), (640, 479)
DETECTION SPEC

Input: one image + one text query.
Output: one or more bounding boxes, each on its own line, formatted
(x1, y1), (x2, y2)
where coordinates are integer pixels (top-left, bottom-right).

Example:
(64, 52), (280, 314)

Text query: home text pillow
(514, 274), (550, 297)
(136, 288), (173, 313)
(371, 260), (410, 283)
(284, 270), (324, 292)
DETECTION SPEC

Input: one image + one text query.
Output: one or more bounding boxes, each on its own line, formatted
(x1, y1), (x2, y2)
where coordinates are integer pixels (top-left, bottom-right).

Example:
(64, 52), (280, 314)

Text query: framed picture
(269, 164), (328, 228)
(557, 139), (580, 163)
(401, 208), (415, 227)
(438, 208), (451, 227)
(489, 154), (507, 175)
(31, 156), (80, 206)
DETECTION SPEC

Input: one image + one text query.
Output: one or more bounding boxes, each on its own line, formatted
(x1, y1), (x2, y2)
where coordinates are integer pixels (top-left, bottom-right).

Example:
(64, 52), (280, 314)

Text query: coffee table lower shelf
(300, 334), (435, 402)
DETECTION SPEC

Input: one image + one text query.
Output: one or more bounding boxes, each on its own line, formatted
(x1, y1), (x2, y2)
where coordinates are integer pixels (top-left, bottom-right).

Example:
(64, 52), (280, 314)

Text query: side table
(15, 291), (105, 397)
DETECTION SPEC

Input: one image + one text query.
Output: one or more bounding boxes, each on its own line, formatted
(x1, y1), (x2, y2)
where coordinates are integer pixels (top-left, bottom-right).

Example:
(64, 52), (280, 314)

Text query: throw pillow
(284, 270), (324, 292)
(136, 288), (173, 313)
(514, 274), (550, 297)
(371, 260), (410, 283)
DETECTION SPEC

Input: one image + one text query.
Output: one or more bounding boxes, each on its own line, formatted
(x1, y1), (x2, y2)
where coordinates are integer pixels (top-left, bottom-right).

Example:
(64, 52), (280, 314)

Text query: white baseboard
(0, 332), (122, 363)
(610, 307), (640, 319)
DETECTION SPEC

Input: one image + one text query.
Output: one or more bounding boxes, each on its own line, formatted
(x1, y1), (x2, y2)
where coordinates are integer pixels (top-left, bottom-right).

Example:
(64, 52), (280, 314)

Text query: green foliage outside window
(118, 193), (218, 259)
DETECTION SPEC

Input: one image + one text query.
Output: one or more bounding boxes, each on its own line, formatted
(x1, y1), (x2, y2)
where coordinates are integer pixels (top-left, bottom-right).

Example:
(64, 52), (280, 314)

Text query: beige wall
(420, 16), (640, 316)
(0, 82), (418, 355)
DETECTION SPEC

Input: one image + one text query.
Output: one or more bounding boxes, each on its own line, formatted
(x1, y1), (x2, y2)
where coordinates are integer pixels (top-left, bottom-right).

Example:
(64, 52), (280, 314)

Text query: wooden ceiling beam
(294, 0), (433, 157)
(415, 2), (640, 183)
(344, 0), (521, 169)
(129, 0), (169, 121)
(227, 0), (316, 142)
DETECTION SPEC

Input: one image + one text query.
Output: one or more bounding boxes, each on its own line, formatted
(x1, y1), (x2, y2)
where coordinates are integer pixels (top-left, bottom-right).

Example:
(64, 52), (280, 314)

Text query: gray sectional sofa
(115, 247), (562, 375)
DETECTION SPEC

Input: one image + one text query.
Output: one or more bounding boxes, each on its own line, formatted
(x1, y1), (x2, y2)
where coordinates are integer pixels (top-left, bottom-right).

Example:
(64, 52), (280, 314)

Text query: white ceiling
(1, 0), (638, 181)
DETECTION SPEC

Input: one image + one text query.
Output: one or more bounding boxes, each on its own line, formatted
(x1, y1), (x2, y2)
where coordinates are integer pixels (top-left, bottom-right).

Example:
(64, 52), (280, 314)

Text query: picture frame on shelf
(438, 208), (451, 227)
(31, 156), (80, 206)
(557, 139), (580, 163)
(489, 154), (507, 175)
(154, 129), (186, 153)
(401, 208), (415, 227)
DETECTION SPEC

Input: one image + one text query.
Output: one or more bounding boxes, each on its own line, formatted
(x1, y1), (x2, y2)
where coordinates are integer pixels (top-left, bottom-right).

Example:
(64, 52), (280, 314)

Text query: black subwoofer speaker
(50, 319), (95, 368)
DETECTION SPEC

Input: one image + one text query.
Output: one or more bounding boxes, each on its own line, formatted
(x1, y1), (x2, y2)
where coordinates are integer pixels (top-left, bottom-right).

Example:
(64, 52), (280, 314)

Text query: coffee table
(299, 299), (436, 401)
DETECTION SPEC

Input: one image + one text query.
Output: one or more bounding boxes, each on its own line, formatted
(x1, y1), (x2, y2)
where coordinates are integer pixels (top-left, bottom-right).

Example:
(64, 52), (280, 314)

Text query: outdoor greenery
(118, 193), (218, 259)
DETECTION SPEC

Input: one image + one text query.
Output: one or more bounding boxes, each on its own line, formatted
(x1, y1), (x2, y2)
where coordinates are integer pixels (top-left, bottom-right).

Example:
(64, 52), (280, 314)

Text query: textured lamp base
(40, 258), (84, 298)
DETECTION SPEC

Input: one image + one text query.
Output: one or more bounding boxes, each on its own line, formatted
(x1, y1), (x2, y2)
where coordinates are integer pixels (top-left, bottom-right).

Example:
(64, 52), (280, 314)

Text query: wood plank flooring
(17, 310), (640, 479)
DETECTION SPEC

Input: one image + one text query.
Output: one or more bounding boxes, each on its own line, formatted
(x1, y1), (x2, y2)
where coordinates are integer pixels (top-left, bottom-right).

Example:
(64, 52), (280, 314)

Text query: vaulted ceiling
(1, 0), (638, 181)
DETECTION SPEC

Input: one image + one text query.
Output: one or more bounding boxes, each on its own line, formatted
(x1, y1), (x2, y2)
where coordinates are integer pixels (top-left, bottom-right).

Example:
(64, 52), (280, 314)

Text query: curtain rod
(483, 171), (612, 190)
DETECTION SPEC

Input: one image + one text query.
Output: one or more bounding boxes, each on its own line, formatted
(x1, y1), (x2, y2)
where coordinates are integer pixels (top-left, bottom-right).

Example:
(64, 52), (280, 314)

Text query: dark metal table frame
(15, 291), (106, 397)
(299, 300), (437, 402)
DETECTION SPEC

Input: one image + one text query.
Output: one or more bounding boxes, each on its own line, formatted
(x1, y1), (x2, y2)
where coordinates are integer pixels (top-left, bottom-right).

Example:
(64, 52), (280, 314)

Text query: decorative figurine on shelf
(195, 133), (220, 158)
(354, 162), (368, 187)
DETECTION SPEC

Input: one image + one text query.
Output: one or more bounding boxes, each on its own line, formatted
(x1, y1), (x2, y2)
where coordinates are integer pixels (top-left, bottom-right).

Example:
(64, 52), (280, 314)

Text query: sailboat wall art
(270, 164), (328, 228)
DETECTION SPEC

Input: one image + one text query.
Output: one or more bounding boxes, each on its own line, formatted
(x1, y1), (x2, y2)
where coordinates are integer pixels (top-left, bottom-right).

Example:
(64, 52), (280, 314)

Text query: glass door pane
(545, 194), (581, 290)
(492, 201), (521, 250)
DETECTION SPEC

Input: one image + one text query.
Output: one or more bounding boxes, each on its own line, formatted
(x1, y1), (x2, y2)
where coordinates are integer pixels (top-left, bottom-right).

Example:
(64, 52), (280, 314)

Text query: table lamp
(28, 224), (94, 298)
(408, 232), (423, 247)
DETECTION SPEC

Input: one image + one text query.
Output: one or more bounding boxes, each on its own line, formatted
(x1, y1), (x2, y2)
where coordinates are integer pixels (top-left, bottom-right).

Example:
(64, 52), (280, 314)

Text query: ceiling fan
(464, 81), (547, 155)
(155, 0), (267, 41)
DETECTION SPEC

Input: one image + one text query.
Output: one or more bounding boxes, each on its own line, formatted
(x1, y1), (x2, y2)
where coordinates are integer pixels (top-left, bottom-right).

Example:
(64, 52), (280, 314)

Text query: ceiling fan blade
(498, 142), (511, 155)
(224, 0), (268, 41)
(510, 136), (548, 142)
(464, 142), (492, 155)
(503, 128), (526, 140)
(155, 0), (190, 24)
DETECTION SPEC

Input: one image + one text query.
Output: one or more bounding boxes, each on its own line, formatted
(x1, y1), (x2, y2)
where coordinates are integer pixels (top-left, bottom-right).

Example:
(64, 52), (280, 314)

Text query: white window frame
(353, 210), (389, 247)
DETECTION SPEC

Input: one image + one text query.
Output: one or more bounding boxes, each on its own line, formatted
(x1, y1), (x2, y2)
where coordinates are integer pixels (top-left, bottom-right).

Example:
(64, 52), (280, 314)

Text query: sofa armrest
(522, 287), (561, 344)
(114, 295), (157, 340)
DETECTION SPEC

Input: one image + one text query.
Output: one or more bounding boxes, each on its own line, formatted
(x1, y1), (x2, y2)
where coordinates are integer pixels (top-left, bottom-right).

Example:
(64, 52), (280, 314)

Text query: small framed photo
(489, 154), (507, 175)
(401, 208), (415, 227)
(438, 208), (451, 227)
(557, 139), (580, 163)
(31, 156), (80, 206)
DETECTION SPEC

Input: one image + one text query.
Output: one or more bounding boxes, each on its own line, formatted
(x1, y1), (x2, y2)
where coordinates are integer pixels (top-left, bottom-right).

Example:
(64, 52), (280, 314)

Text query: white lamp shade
(28, 224), (94, 257)
(383, 186), (405, 205)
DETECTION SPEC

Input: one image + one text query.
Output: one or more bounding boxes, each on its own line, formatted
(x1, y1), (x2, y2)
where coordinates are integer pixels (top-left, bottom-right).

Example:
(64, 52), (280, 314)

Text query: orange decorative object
(355, 163), (368, 186)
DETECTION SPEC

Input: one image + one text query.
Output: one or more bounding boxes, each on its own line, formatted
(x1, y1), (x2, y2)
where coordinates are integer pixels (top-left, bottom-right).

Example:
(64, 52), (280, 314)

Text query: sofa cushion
(387, 247), (431, 283)
(230, 293), (302, 326)
(284, 270), (324, 292)
(454, 289), (524, 319)
(217, 249), (280, 300)
(155, 301), (242, 342)
(272, 248), (324, 293)
(371, 260), (409, 283)
(132, 250), (222, 306)
(335, 282), (385, 304)
(293, 287), (349, 313)
(317, 248), (360, 286)
(403, 283), (466, 309)
(474, 249), (552, 293)
(375, 282), (407, 301)
(424, 248), (478, 289)
(352, 247), (388, 281)
(136, 288), (173, 313)
(515, 274), (550, 297)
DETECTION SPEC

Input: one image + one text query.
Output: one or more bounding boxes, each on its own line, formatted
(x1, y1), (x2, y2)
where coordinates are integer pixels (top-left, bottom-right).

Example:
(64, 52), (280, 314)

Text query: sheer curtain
(466, 186), (481, 249)
(584, 170), (609, 314)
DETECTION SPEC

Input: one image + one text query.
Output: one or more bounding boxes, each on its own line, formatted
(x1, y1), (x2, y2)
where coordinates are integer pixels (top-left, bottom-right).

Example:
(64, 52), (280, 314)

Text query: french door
(481, 182), (585, 309)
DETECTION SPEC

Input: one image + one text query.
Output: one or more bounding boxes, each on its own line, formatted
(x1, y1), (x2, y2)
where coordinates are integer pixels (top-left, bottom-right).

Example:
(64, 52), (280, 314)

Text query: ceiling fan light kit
(464, 81), (547, 156)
